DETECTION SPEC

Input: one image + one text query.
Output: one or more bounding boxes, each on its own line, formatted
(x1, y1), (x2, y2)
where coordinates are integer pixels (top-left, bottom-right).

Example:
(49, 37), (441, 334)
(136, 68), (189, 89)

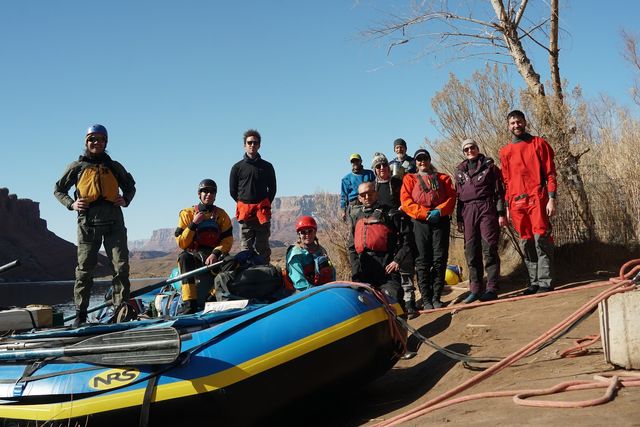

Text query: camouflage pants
(239, 220), (271, 263)
(75, 221), (130, 312)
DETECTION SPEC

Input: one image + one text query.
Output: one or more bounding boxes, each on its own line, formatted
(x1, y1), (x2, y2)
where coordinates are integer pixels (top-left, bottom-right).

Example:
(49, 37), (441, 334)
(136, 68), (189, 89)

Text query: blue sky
(2, 1), (639, 242)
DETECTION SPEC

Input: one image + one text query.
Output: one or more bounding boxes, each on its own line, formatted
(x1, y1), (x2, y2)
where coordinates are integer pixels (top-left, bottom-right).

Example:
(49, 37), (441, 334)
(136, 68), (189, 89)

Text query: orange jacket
(235, 198), (272, 224)
(400, 173), (456, 221)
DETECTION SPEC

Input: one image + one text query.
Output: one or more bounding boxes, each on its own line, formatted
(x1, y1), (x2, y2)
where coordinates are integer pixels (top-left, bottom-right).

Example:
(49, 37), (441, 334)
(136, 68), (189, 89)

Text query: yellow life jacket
(76, 164), (120, 203)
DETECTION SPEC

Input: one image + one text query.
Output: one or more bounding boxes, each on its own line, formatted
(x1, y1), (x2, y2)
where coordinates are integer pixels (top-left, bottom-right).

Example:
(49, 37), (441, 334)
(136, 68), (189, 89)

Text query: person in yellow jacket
(54, 124), (136, 327)
(175, 179), (233, 313)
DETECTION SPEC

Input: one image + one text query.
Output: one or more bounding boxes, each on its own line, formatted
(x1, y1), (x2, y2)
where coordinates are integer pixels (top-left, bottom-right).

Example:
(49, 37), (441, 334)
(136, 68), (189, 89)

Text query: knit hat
(461, 138), (478, 151)
(414, 148), (431, 161)
(371, 152), (389, 169)
(393, 138), (407, 148)
(349, 153), (362, 162)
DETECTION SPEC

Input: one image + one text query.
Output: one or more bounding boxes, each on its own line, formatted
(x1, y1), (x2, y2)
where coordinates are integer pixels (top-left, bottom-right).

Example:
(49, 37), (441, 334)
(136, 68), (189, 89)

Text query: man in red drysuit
(499, 110), (557, 294)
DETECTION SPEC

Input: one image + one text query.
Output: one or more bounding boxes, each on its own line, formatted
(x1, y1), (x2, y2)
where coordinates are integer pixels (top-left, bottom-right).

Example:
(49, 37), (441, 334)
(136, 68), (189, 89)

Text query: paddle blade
(67, 327), (181, 366)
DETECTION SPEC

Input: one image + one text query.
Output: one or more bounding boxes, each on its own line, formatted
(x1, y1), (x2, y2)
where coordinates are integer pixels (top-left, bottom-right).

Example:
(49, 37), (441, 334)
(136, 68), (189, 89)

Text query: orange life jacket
(411, 173), (448, 208)
(354, 211), (393, 254)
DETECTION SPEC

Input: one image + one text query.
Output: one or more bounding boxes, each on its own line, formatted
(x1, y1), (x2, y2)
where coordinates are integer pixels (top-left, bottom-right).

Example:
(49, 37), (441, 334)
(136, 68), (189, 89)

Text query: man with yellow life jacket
(175, 179), (233, 313)
(400, 148), (456, 310)
(54, 124), (136, 327)
(348, 182), (411, 307)
(284, 216), (336, 292)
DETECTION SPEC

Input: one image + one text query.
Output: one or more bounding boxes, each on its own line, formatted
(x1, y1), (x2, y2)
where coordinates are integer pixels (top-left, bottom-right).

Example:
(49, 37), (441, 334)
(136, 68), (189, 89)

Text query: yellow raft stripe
(0, 305), (398, 421)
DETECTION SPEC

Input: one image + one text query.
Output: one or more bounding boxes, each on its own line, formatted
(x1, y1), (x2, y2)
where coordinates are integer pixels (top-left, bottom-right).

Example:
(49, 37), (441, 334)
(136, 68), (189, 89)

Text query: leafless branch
(575, 148), (590, 160)
(514, 0), (529, 27)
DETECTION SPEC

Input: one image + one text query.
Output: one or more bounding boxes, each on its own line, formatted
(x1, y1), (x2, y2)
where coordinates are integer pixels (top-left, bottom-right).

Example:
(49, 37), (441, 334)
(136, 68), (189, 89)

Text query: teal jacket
(286, 244), (333, 291)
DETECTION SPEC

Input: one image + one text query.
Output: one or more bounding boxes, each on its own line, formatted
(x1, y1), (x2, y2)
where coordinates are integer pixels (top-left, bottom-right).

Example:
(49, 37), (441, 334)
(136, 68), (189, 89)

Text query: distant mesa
(0, 188), (110, 281)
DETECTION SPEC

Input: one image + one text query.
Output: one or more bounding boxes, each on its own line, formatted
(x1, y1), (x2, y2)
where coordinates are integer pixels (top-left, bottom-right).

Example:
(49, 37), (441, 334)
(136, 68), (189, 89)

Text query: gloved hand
(427, 209), (441, 223)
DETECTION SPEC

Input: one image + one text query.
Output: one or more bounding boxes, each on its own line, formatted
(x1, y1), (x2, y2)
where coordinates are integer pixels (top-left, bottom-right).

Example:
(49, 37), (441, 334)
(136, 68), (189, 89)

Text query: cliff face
(0, 188), (109, 281)
(129, 228), (176, 253)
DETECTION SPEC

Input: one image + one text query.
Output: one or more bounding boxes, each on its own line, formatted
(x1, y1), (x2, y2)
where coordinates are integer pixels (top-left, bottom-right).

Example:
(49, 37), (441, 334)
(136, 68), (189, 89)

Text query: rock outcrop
(0, 188), (109, 281)
(129, 228), (176, 253)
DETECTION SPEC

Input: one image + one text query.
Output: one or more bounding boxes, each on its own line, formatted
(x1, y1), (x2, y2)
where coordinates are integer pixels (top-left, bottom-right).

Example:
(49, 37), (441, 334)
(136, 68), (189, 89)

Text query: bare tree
(622, 30), (640, 107)
(365, 0), (596, 240)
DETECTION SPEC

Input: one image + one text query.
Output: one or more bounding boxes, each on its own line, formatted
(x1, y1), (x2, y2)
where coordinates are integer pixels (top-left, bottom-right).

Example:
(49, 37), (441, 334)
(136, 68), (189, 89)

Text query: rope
(559, 334), (601, 358)
(375, 265), (638, 426)
(339, 281), (408, 358)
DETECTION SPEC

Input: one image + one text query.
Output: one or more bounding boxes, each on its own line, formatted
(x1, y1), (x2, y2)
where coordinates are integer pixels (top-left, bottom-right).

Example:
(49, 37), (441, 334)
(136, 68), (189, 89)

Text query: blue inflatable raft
(0, 283), (406, 426)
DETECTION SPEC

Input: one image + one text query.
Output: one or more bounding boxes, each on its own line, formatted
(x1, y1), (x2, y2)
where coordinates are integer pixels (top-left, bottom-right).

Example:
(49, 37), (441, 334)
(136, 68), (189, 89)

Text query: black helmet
(198, 179), (217, 193)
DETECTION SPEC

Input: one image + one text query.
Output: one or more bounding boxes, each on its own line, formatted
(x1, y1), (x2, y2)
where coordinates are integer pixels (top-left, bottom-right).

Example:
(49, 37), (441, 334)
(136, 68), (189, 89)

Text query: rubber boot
(421, 297), (434, 311)
(406, 299), (419, 319)
(72, 310), (87, 328)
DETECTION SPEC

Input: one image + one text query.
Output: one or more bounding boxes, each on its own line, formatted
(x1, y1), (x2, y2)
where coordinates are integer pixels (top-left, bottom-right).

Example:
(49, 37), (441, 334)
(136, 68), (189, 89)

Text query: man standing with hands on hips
(54, 124), (136, 327)
(499, 110), (557, 294)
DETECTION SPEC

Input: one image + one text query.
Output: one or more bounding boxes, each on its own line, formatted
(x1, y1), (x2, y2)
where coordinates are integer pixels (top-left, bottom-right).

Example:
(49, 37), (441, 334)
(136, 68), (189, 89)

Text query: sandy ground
(286, 277), (640, 426)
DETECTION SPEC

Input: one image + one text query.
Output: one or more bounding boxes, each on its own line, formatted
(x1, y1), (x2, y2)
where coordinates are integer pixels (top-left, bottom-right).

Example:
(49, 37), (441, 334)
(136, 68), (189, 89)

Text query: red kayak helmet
(296, 216), (317, 232)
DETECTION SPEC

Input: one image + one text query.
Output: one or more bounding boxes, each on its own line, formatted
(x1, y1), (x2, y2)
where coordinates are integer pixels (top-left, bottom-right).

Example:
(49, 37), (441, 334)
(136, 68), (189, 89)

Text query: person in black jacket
(54, 124), (136, 327)
(371, 152), (419, 318)
(348, 182), (411, 307)
(229, 129), (277, 263)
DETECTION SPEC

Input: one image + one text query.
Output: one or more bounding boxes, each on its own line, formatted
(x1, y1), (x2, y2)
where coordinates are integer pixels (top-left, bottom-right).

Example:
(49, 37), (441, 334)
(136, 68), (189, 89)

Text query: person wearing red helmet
(285, 216), (335, 291)
(54, 124), (136, 327)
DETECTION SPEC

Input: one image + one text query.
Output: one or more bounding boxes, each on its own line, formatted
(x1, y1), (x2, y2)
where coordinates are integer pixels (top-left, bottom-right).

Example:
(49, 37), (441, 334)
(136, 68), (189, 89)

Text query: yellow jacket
(175, 205), (233, 256)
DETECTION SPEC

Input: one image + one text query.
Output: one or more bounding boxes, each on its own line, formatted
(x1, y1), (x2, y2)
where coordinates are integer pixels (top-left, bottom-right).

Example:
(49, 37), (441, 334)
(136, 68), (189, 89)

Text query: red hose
(376, 271), (637, 426)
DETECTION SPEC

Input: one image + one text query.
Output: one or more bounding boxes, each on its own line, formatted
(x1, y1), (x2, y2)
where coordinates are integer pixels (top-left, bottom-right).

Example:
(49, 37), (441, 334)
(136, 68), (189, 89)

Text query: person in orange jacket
(499, 110), (557, 294)
(400, 148), (456, 309)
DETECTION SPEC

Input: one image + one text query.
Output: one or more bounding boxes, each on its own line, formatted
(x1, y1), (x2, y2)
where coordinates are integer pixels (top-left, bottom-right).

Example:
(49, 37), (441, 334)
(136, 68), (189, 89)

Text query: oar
(0, 327), (181, 366)
(64, 259), (226, 323)
(0, 260), (20, 275)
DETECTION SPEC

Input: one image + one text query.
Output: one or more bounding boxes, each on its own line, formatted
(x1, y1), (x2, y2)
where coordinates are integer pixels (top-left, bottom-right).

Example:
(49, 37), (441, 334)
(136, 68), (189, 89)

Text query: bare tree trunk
(549, 0), (563, 101)
(493, 0), (595, 240)
(491, 0), (546, 97)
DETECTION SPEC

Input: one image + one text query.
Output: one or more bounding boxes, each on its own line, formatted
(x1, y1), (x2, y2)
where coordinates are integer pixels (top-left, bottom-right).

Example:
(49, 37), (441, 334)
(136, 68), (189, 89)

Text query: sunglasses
(375, 163), (389, 169)
(358, 191), (375, 197)
(246, 140), (260, 146)
(298, 229), (314, 235)
(199, 189), (216, 194)
(463, 146), (478, 153)
(87, 136), (106, 143)
(415, 156), (429, 162)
